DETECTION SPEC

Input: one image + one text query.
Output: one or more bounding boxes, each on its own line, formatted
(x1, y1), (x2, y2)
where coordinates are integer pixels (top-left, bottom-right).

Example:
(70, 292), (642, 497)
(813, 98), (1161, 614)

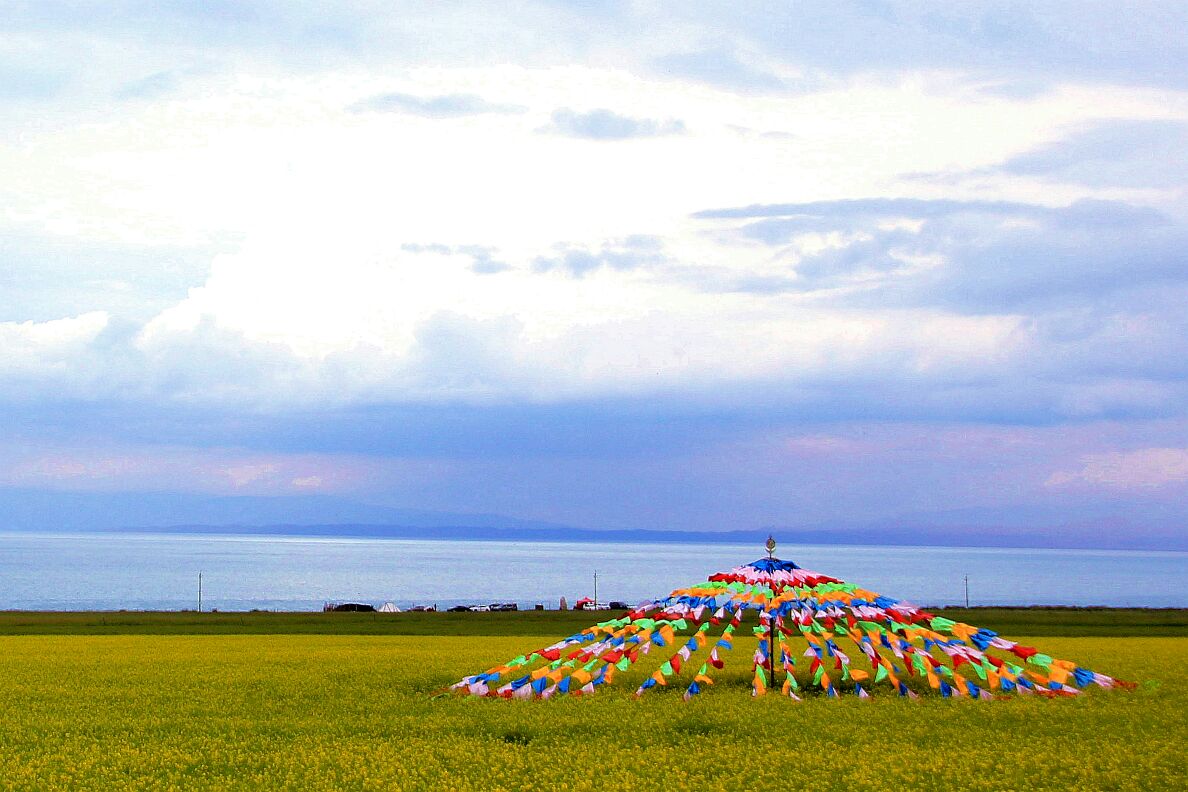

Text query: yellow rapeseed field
(0, 635), (1183, 790)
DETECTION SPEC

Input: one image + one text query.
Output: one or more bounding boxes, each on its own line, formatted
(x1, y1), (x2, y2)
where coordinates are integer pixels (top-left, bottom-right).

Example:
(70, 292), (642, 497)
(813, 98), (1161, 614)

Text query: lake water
(1, 531), (1185, 611)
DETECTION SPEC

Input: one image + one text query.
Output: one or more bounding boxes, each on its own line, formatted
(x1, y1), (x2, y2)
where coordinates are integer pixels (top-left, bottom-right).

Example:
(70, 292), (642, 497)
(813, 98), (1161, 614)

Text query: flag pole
(766, 534), (777, 688)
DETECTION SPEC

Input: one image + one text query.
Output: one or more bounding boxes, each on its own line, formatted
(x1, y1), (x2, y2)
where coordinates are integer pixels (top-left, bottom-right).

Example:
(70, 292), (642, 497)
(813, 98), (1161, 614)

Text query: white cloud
(0, 311), (107, 348)
(0, 40), (1184, 414)
(224, 463), (279, 488)
(6, 63), (1182, 250)
(125, 225), (1034, 405)
(1046, 448), (1188, 489)
(0, 312), (108, 375)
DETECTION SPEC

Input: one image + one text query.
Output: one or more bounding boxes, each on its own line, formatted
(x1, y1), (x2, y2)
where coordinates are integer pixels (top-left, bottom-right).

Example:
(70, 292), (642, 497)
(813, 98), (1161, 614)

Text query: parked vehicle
(573, 597), (610, 611)
(446, 605), (470, 612)
(489, 602), (518, 612)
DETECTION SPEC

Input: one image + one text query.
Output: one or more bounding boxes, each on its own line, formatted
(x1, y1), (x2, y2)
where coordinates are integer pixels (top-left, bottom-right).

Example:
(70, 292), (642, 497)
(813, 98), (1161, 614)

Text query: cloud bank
(0, 2), (1186, 540)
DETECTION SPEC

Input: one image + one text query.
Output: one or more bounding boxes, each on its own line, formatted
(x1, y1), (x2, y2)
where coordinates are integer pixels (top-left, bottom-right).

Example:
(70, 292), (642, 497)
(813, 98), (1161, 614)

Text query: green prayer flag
(929, 617), (956, 633)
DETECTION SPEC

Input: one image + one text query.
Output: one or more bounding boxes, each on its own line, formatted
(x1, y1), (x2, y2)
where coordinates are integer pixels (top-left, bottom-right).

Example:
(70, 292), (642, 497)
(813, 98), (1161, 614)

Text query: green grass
(0, 634), (1184, 790)
(923, 607), (1188, 636)
(1, 607), (1185, 636)
(0, 609), (607, 636)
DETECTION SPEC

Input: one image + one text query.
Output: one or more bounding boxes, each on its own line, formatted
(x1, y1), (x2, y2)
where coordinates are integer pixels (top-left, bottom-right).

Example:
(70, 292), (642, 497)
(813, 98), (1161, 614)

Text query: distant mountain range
(0, 489), (571, 533)
(1, 488), (1183, 551)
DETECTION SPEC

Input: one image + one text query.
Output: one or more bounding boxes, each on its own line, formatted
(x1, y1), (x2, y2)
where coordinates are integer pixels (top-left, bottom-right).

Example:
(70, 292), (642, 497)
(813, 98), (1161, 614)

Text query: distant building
(324, 602), (376, 612)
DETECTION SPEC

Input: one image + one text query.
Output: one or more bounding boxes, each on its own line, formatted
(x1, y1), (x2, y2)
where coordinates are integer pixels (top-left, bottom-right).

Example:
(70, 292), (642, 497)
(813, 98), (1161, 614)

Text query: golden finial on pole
(765, 533), (776, 559)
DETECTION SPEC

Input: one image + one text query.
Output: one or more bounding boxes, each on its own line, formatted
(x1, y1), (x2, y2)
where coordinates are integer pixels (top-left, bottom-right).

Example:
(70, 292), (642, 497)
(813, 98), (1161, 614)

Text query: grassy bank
(0, 606), (1185, 636)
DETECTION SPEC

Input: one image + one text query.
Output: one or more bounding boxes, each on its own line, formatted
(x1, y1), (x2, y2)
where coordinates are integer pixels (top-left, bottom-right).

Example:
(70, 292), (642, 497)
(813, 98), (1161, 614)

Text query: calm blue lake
(0, 532), (1184, 611)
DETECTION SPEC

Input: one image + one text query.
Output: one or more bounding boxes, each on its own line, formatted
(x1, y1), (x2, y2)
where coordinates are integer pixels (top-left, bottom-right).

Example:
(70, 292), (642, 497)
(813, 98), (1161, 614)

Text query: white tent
(378, 602), (401, 613)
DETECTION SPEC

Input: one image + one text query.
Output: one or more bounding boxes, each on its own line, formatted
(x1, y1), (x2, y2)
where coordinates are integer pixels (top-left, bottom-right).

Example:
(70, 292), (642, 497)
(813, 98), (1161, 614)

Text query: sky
(1, 1), (1186, 543)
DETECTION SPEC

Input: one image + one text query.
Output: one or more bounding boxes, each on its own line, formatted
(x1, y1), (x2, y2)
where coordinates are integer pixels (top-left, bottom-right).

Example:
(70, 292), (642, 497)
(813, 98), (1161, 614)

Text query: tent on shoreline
(449, 539), (1133, 701)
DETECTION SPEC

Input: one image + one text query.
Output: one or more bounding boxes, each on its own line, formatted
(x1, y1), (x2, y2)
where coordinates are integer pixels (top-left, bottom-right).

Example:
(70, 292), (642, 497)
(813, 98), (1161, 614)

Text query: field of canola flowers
(0, 633), (1184, 791)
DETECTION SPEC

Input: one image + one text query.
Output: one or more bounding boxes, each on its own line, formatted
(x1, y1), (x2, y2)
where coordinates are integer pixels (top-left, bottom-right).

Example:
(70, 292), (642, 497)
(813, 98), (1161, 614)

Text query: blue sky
(1, 2), (1186, 542)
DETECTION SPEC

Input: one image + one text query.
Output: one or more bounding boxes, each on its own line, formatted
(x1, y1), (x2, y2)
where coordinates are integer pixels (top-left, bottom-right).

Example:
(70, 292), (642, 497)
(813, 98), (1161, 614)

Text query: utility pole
(964, 574), (969, 609)
(593, 570), (598, 608)
(198, 572), (203, 613)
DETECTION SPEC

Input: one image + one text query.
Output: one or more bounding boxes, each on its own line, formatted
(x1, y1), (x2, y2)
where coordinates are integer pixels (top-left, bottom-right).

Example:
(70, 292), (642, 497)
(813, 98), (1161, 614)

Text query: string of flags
(448, 541), (1133, 702)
